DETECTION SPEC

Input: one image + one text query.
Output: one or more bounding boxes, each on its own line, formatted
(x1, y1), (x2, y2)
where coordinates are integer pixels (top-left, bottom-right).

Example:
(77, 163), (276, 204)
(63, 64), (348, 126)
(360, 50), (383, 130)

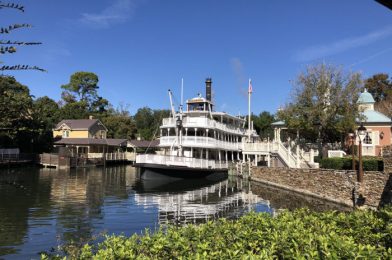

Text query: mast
(181, 78), (184, 109)
(248, 79), (252, 142)
(168, 89), (176, 120)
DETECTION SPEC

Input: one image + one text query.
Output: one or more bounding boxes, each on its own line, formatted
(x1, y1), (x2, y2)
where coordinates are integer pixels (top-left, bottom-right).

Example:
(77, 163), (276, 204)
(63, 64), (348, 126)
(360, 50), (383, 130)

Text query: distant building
(356, 89), (392, 156)
(53, 117), (127, 156)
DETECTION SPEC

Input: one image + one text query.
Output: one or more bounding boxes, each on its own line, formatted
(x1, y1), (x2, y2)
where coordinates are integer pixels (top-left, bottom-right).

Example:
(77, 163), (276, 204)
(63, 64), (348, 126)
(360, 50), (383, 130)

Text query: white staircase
(242, 140), (318, 169)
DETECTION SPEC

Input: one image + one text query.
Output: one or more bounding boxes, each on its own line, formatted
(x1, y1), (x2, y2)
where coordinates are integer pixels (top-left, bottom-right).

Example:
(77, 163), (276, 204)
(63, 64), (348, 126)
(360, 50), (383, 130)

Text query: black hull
(135, 163), (228, 179)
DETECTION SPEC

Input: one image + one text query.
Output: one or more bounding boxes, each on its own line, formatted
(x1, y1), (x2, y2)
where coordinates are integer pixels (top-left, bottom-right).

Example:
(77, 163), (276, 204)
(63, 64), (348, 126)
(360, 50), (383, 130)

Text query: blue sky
(2, 0), (392, 116)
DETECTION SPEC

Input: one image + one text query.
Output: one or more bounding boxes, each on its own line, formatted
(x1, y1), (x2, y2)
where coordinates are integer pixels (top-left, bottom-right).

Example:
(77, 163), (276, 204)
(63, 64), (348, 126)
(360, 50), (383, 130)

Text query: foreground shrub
(42, 207), (392, 259)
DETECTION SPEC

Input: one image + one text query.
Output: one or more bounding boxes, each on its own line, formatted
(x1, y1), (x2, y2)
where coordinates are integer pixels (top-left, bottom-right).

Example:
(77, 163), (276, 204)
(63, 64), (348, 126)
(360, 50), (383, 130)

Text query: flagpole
(248, 78), (251, 142)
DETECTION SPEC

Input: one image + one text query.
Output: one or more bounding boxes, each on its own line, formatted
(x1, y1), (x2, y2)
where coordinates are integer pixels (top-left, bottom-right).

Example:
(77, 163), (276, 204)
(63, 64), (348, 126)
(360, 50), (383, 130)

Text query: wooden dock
(0, 153), (36, 167)
(39, 152), (134, 169)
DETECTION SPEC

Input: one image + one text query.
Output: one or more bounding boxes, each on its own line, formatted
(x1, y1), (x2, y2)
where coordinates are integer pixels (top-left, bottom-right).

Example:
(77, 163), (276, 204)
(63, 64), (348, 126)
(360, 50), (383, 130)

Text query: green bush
(320, 157), (351, 170)
(42, 207), (392, 259)
(320, 157), (383, 171)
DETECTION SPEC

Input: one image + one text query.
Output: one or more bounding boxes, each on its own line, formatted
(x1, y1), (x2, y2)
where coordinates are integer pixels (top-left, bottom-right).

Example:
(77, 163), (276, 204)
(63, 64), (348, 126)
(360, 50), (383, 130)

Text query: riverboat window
(188, 103), (205, 111)
(363, 132), (372, 144)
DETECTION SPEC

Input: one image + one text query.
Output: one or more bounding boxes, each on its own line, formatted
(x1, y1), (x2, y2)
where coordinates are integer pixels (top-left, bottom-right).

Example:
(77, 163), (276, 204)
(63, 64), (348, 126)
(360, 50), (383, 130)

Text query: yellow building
(53, 118), (108, 139)
(53, 118), (127, 156)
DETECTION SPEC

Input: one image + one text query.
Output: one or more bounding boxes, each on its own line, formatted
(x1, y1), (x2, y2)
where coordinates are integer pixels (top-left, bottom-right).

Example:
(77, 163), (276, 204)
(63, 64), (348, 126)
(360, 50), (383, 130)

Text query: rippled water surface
(0, 166), (349, 259)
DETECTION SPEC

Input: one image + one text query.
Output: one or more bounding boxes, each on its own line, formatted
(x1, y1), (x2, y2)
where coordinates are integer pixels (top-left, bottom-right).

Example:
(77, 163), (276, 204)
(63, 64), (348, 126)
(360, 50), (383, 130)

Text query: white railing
(136, 154), (228, 170)
(241, 141), (312, 168)
(160, 136), (241, 150)
(87, 152), (135, 161)
(275, 141), (298, 168)
(162, 117), (245, 135)
(328, 150), (347, 158)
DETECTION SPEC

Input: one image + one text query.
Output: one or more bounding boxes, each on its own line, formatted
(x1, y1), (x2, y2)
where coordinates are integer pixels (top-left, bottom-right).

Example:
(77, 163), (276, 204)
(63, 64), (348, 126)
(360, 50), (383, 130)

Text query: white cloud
(293, 26), (392, 62)
(349, 47), (392, 68)
(79, 0), (139, 29)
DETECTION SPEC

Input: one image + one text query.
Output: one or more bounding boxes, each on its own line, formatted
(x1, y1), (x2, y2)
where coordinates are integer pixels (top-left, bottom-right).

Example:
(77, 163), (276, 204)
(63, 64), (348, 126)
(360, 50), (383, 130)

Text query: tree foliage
(278, 64), (362, 143)
(364, 73), (392, 118)
(34, 96), (60, 129)
(0, 75), (34, 146)
(252, 111), (275, 139)
(0, 1), (44, 72)
(60, 72), (109, 114)
(134, 107), (170, 140)
(101, 106), (137, 139)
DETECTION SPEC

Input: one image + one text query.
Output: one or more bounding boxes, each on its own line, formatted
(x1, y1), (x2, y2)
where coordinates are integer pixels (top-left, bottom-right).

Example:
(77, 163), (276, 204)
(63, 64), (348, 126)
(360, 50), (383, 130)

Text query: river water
(0, 166), (350, 259)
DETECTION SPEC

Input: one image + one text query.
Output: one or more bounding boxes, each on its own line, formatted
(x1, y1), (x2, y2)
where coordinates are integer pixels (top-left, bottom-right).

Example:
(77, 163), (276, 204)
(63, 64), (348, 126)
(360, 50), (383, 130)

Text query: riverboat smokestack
(205, 78), (212, 102)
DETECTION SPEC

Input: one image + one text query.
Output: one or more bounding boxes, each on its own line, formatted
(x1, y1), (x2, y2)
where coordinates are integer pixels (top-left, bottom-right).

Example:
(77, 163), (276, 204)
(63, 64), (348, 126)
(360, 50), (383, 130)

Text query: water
(0, 166), (350, 259)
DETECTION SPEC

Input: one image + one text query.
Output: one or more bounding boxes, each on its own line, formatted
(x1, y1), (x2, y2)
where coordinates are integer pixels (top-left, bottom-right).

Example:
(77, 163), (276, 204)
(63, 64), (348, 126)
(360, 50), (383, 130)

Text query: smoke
(230, 58), (248, 98)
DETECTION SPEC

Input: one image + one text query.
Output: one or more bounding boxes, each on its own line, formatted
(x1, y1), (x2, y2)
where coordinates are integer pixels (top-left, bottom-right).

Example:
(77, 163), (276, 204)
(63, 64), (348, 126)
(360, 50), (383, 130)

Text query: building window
(62, 130), (69, 138)
(363, 132), (372, 144)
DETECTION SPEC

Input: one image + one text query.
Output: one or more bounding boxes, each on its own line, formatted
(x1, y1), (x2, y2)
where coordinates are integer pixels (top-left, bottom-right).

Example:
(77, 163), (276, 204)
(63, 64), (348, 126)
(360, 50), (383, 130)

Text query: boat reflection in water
(133, 168), (273, 225)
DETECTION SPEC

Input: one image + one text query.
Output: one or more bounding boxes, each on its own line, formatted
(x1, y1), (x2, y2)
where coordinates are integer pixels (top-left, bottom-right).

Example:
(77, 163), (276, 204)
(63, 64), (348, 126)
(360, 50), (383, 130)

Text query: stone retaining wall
(384, 145), (392, 174)
(251, 167), (391, 208)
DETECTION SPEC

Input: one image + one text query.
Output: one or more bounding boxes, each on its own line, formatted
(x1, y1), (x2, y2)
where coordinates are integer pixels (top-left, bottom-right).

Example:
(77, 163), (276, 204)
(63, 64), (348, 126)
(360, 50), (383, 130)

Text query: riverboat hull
(135, 162), (227, 179)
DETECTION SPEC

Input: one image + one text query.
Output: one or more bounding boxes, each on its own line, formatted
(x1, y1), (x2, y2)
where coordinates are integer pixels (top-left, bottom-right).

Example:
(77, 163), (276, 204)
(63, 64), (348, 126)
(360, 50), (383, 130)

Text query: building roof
(54, 119), (107, 131)
(357, 89), (375, 104)
(359, 110), (392, 124)
(54, 138), (127, 146)
(128, 139), (160, 148)
(271, 120), (285, 126)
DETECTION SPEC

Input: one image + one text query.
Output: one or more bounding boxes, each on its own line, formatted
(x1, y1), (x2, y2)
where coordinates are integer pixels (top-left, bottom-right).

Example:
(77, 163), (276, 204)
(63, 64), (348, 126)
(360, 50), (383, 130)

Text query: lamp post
(357, 123), (367, 183)
(348, 133), (356, 171)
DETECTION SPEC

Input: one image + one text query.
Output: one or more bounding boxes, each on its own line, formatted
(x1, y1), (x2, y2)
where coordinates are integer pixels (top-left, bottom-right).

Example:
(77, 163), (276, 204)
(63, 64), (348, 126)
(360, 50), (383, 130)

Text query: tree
(102, 113), (136, 139)
(277, 64), (362, 146)
(0, 75), (35, 150)
(60, 101), (89, 120)
(32, 97), (60, 152)
(61, 72), (109, 113)
(252, 111), (275, 139)
(0, 2), (44, 71)
(364, 73), (392, 118)
(134, 107), (170, 140)
(34, 96), (60, 128)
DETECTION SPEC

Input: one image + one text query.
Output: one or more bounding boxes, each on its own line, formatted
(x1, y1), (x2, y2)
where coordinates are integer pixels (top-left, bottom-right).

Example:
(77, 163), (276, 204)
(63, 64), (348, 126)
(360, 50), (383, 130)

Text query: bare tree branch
(0, 2), (24, 12)
(0, 65), (46, 72)
(0, 40), (41, 45)
(0, 24), (32, 34)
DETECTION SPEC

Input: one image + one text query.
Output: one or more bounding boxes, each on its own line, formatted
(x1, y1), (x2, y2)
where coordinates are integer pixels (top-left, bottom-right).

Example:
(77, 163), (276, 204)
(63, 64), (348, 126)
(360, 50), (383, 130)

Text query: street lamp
(357, 123), (367, 183)
(348, 133), (356, 171)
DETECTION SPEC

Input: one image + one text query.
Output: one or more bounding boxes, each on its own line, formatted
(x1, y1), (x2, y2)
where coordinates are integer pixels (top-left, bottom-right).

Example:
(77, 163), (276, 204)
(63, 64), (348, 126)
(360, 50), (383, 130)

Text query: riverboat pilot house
(356, 89), (392, 156)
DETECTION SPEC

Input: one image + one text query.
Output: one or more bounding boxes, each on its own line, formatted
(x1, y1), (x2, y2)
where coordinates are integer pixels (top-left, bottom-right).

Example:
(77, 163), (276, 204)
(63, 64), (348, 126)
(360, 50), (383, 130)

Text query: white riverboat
(135, 78), (257, 176)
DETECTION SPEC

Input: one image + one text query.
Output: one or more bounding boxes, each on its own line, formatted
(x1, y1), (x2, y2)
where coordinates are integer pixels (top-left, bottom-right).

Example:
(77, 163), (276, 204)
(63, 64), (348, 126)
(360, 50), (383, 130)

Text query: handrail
(136, 154), (228, 170)
(162, 117), (246, 135)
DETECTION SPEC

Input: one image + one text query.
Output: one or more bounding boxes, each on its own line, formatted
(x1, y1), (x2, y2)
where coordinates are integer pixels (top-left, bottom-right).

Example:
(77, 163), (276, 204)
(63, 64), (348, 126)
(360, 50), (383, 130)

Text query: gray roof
(55, 119), (106, 130)
(358, 110), (392, 124)
(54, 138), (127, 147)
(128, 139), (159, 148)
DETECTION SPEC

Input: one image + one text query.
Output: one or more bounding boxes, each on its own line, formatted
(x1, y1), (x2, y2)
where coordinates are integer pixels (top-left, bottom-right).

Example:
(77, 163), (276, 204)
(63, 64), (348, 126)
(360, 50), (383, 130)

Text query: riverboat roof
(211, 112), (246, 123)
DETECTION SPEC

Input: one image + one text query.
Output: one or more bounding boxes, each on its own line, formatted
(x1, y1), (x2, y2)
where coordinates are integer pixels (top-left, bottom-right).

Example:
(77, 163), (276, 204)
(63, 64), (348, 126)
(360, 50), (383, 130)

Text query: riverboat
(135, 78), (257, 177)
